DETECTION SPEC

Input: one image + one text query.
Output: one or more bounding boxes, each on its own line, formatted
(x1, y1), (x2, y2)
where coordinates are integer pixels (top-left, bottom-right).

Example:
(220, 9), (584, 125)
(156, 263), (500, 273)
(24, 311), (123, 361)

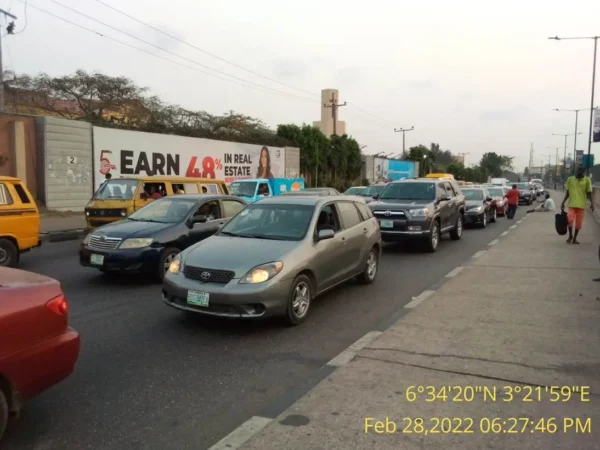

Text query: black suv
(368, 178), (466, 252)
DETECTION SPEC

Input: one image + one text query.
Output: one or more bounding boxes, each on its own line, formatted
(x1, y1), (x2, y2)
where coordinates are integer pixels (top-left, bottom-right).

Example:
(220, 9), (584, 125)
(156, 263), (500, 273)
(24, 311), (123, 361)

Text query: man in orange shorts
(560, 165), (594, 244)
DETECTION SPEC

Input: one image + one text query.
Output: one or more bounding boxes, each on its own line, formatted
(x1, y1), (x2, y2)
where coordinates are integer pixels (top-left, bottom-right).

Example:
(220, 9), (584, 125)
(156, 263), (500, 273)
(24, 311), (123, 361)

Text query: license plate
(187, 290), (209, 307)
(90, 254), (104, 265)
(380, 220), (394, 228)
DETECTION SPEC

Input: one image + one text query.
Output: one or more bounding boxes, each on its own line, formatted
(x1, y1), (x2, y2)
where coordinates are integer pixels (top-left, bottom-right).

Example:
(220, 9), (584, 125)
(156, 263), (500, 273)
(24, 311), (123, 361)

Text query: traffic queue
(0, 172), (545, 440)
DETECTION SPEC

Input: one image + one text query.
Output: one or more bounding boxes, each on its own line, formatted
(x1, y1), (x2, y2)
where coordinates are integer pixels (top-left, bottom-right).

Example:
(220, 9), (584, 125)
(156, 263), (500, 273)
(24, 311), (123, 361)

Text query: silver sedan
(162, 195), (381, 325)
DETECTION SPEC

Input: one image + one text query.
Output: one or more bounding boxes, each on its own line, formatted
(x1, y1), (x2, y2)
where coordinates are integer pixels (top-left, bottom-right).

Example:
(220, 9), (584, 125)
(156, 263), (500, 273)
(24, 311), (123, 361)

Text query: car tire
(0, 239), (18, 268)
(356, 248), (379, 284)
(480, 213), (487, 228)
(0, 388), (8, 442)
(284, 274), (313, 326)
(424, 220), (440, 253)
(490, 208), (497, 223)
(449, 214), (463, 240)
(158, 247), (180, 281)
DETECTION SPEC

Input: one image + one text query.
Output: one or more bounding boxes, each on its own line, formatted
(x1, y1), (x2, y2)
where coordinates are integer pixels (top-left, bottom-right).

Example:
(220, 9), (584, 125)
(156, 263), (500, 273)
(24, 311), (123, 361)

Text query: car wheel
(357, 248), (379, 284)
(490, 208), (497, 223)
(425, 220), (440, 252)
(285, 275), (312, 326)
(158, 247), (180, 281)
(480, 213), (487, 228)
(0, 239), (18, 268)
(449, 214), (463, 240)
(0, 388), (7, 442)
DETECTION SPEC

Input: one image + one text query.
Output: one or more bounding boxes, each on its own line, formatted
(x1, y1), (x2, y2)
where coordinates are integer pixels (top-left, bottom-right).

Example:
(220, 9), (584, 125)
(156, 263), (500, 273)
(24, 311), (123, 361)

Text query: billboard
(92, 127), (286, 190)
(594, 108), (600, 143)
(373, 158), (416, 181)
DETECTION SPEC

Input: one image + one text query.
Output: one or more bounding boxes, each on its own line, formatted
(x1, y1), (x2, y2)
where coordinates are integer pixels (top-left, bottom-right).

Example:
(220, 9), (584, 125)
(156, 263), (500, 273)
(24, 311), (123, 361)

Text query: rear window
(0, 183), (13, 205)
(354, 201), (372, 220)
(14, 184), (31, 203)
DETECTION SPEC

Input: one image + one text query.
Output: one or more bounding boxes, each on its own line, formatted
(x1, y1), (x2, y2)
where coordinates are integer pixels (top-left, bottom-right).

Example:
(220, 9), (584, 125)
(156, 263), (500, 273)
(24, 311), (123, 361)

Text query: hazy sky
(2, 0), (599, 171)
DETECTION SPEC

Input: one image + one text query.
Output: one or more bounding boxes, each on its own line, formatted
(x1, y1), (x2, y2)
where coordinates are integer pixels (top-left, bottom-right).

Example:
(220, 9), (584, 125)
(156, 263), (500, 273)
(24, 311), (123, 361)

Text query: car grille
(372, 210), (406, 218)
(183, 266), (235, 284)
(88, 234), (122, 251)
(86, 208), (125, 217)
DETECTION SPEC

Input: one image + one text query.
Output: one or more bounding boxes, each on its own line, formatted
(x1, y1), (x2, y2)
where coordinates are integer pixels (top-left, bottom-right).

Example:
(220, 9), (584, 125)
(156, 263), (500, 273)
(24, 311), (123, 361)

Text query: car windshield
(344, 187), (365, 195)
(361, 185), (386, 196)
(516, 183), (529, 190)
(128, 198), (197, 223)
(228, 181), (257, 197)
(487, 188), (504, 197)
(93, 179), (138, 200)
(380, 183), (435, 200)
(462, 189), (484, 200)
(219, 204), (315, 241)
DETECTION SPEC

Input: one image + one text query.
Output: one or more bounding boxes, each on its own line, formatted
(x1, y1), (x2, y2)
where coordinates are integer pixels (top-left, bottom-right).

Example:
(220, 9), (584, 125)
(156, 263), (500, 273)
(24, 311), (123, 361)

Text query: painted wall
(373, 158), (417, 181)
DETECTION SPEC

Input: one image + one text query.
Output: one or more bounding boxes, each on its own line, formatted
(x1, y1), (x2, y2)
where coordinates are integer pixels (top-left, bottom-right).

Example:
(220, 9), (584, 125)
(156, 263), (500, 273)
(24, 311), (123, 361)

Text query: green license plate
(90, 254), (104, 265)
(187, 290), (209, 307)
(380, 220), (394, 228)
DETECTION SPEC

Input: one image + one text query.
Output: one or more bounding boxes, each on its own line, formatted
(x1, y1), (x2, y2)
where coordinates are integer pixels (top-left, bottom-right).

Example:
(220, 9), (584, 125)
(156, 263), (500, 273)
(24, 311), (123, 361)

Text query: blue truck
(228, 178), (305, 203)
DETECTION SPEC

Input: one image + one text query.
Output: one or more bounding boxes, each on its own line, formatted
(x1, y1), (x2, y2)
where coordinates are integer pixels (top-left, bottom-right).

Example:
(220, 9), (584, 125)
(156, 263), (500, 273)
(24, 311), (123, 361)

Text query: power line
(15, 0), (319, 103)
(46, 0), (315, 102)
(89, 0), (319, 99)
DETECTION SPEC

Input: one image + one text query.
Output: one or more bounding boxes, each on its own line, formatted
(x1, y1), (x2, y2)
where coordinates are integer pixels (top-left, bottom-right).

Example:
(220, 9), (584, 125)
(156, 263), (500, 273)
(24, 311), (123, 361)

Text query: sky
(1, 0), (600, 172)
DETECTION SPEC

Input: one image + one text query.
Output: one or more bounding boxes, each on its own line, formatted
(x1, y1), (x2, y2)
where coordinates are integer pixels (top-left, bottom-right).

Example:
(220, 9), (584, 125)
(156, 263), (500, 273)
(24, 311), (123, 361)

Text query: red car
(0, 268), (80, 440)
(486, 186), (508, 217)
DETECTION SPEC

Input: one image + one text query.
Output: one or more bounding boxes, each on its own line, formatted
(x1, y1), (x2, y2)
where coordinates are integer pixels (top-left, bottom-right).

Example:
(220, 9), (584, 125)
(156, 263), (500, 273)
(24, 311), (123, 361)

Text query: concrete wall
(361, 155), (374, 183)
(0, 113), (38, 197)
(37, 116), (93, 211)
(284, 147), (300, 177)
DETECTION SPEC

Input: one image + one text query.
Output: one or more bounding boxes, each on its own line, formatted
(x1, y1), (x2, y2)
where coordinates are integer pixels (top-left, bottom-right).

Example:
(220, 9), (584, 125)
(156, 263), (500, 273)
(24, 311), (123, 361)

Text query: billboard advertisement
(373, 158), (416, 181)
(92, 127), (286, 190)
(593, 108), (600, 143)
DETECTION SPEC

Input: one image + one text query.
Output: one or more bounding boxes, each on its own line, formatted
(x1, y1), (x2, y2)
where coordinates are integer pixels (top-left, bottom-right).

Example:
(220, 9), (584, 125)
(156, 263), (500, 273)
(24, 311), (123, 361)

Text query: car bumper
(79, 245), (162, 273)
(464, 210), (485, 223)
(162, 271), (294, 319)
(518, 196), (532, 204)
(6, 328), (80, 401)
(378, 217), (432, 242)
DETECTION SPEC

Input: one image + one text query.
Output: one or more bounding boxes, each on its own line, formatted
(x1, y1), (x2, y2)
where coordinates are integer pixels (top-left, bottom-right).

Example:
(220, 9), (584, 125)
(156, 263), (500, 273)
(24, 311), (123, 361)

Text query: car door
(187, 200), (225, 245)
(0, 181), (39, 251)
(220, 198), (246, 226)
(335, 201), (365, 277)
(312, 203), (346, 292)
(435, 183), (451, 229)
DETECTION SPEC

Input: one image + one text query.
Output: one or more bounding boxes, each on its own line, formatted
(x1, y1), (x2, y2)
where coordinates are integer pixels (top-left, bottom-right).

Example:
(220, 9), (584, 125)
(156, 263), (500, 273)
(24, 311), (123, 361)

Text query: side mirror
(192, 214), (208, 224)
(486, 197), (492, 202)
(317, 229), (335, 241)
(372, 193), (379, 200)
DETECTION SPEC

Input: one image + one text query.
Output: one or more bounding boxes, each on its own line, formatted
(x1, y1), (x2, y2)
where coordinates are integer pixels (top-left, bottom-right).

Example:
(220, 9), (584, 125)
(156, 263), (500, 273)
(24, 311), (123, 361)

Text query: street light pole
(554, 107), (598, 175)
(549, 35), (599, 175)
(552, 132), (582, 182)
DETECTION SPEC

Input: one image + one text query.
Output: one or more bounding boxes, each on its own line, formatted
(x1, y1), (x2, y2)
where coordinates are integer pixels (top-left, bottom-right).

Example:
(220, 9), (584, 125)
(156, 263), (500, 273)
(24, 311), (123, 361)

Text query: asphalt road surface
(2, 208), (527, 450)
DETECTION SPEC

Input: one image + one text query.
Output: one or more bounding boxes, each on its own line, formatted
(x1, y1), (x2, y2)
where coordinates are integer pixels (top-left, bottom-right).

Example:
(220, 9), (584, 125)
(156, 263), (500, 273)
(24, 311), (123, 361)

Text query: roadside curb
(207, 214), (531, 450)
(39, 229), (87, 243)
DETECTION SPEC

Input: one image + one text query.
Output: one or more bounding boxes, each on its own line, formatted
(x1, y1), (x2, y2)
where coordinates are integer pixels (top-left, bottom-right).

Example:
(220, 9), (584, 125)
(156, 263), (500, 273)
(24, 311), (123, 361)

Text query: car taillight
(47, 294), (68, 316)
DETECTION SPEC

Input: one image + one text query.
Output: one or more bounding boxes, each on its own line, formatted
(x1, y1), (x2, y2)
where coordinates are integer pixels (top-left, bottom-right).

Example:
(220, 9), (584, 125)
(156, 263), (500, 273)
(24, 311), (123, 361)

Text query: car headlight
(119, 238), (153, 249)
(82, 233), (90, 245)
(168, 254), (181, 274)
(408, 208), (429, 217)
(239, 261), (284, 284)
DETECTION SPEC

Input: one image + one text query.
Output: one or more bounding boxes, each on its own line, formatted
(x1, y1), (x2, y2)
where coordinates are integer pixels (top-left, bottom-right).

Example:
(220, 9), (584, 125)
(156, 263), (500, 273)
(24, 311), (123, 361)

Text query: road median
(224, 210), (600, 450)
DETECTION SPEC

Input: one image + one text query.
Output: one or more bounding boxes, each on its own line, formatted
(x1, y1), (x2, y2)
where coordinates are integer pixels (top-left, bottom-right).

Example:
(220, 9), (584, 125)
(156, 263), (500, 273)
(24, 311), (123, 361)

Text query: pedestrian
(505, 184), (519, 219)
(560, 165), (594, 244)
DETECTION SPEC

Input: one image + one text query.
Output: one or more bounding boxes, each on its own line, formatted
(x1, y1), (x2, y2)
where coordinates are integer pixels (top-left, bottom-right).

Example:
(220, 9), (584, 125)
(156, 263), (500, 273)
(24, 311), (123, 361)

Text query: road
(2, 208), (527, 450)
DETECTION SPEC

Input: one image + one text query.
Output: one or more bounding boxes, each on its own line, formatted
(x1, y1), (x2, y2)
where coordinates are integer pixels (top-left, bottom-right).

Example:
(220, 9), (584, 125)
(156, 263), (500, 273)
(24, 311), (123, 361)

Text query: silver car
(162, 195), (381, 325)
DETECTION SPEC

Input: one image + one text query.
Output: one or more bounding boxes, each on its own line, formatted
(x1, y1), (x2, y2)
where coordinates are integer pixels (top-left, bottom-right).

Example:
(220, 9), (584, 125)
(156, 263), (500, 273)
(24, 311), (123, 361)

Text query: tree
(479, 152), (514, 178)
(408, 145), (434, 176)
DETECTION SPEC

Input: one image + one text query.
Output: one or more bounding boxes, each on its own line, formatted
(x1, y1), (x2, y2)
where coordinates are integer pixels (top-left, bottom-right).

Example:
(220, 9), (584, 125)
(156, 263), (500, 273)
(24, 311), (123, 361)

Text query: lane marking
(501, 231), (509, 236)
(445, 266), (465, 278)
(488, 239), (499, 246)
(472, 250), (486, 259)
(405, 290), (435, 309)
(208, 416), (272, 450)
(510, 225), (517, 229)
(327, 331), (382, 367)
(516, 220), (522, 224)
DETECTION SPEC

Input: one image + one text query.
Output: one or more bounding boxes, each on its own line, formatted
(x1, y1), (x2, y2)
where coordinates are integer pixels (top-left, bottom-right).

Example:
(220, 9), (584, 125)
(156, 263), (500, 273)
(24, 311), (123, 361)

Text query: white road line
(327, 331), (382, 367)
(404, 290), (435, 309)
(510, 225), (517, 229)
(516, 220), (522, 224)
(472, 250), (486, 259)
(501, 231), (509, 236)
(445, 266), (465, 278)
(488, 239), (499, 246)
(208, 416), (272, 450)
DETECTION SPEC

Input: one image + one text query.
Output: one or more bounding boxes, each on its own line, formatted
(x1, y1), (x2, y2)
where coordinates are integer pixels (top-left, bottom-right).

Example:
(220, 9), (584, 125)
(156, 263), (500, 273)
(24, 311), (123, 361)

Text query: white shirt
(543, 198), (555, 211)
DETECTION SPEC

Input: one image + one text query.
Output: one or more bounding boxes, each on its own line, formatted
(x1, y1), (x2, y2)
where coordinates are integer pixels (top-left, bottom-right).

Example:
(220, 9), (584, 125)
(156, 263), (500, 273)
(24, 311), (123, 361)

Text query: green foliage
(408, 145), (434, 177)
(479, 152), (514, 178)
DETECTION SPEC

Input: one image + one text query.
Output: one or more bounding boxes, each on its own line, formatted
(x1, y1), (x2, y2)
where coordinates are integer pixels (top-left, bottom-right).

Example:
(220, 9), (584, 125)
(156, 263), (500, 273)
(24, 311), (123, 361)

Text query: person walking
(560, 165), (594, 244)
(505, 184), (519, 219)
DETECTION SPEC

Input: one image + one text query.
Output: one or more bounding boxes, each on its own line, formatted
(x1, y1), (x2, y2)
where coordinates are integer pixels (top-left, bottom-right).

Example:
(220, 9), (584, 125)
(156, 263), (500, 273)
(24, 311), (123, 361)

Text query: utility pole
(0, 8), (18, 113)
(323, 93), (346, 136)
(545, 146), (561, 189)
(552, 132), (581, 183)
(393, 126), (414, 157)
(457, 152), (470, 165)
(528, 143), (534, 173)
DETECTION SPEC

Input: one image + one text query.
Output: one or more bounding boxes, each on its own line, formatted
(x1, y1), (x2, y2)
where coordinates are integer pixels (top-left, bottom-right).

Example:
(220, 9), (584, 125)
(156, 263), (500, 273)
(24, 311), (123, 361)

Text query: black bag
(555, 211), (568, 235)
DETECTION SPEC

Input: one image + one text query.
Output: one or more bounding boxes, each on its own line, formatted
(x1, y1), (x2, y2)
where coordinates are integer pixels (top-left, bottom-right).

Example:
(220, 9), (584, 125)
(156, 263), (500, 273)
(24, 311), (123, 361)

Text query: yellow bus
(425, 173), (455, 180)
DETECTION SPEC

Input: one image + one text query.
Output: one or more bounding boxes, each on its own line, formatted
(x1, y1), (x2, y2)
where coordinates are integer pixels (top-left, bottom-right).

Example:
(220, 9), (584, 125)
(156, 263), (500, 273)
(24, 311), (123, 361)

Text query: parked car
(359, 183), (388, 203)
(367, 178), (465, 252)
(279, 187), (340, 196)
(344, 186), (366, 195)
(533, 183), (545, 198)
(80, 194), (248, 280)
(462, 187), (496, 227)
(515, 182), (535, 205)
(0, 267), (80, 440)
(486, 186), (508, 217)
(162, 195), (381, 325)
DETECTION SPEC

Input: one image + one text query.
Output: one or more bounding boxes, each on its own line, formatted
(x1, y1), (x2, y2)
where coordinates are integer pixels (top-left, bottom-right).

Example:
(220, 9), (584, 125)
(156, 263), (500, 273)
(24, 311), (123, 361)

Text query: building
(313, 89), (346, 137)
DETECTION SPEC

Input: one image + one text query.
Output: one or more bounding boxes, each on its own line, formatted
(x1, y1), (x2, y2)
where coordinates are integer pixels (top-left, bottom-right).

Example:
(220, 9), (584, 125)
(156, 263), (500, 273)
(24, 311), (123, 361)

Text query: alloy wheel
(292, 282), (310, 319)
(366, 252), (377, 280)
